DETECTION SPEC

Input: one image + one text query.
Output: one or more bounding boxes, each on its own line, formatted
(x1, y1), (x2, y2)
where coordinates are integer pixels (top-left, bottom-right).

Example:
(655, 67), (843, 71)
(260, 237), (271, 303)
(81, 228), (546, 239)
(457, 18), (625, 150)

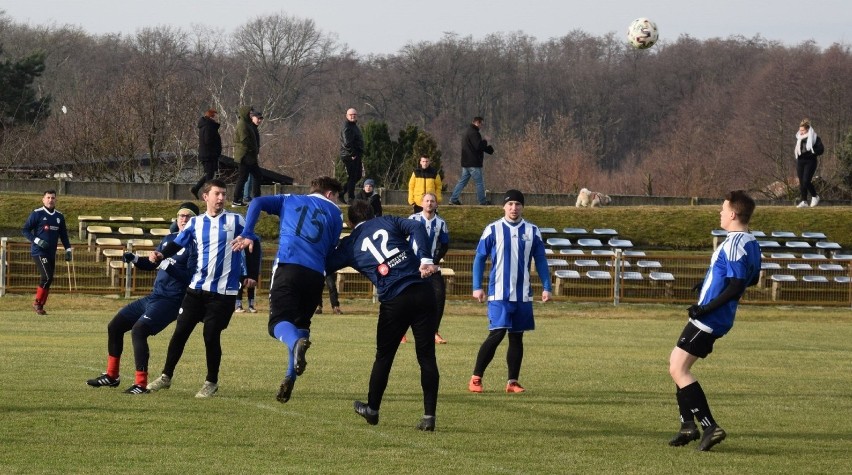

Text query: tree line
(1, 11), (851, 199)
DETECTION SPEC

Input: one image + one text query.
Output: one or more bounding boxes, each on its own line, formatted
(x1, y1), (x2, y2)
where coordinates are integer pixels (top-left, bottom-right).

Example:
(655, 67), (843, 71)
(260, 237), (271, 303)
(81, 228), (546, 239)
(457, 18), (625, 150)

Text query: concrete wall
(1, 179), (848, 207)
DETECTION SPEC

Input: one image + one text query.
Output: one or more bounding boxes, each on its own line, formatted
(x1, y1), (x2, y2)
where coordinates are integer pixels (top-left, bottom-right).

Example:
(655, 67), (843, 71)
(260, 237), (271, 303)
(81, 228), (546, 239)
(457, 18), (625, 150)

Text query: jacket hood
(237, 105), (253, 120)
(197, 116), (220, 130)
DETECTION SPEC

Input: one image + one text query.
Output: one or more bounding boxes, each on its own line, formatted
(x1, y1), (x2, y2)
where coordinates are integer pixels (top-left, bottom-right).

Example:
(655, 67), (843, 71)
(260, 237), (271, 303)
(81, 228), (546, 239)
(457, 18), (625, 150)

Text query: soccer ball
(627, 18), (659, 49)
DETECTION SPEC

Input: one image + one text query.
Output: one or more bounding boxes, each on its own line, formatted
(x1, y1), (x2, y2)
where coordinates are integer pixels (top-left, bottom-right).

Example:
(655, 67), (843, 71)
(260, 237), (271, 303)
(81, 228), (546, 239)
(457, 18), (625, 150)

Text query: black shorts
(676, 321), (719, 358)
(267, 263), (325, 335)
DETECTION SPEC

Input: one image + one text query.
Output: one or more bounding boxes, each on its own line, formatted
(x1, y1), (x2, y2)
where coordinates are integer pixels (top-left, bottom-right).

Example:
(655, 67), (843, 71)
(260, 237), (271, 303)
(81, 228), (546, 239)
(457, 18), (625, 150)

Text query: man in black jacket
(449, 116), (494, 206)
(190, 109), (222, 199)
(339, 108), (364, 203)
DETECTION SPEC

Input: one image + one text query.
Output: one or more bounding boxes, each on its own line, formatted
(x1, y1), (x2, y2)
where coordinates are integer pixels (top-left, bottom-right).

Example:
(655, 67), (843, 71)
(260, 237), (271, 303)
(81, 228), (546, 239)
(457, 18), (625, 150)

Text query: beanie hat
(503, 189), (525, 206)
(364, 179), (375, 186)
(178, 202), (200, 216)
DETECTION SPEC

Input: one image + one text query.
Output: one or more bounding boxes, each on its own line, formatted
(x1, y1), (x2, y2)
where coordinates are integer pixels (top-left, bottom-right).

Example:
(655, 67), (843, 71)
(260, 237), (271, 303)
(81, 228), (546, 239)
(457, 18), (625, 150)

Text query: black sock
(679, 381), (716, 428)
(675, 386), (696, 426)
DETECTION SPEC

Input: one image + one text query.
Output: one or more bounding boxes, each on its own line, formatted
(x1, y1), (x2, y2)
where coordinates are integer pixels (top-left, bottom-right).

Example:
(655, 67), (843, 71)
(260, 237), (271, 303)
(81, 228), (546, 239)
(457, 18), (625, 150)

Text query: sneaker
(276, 376), (294, 403)
(33, 302), (46, 315)
(468, 376), (483, 393)
(696, 425), (726, 451)
(505, 381), (526, 393)
(234, 306), (245, 313)
(124, 384), (150, 395)
(480, 200), (493, 206)
(332, 306), (342, 315)
(796, 201), (808, 208)
(417, 416), (436, 432)
(668, 423), (701, 447)
(400, 335), (408, 344)
(195, 380), (218, 398)
(354, 400), (379, 425)
(315, 306), (323, 315)
(231, 201), (245, 207)
(449, 200), (462, 206)
(293, 337), (311, 376)
(87, 373), (120, 388)
(434, 333), (447, 344)
(247, 306), (257, 313)
(146, 373), (172, 391)
(810, 196), (820, 207)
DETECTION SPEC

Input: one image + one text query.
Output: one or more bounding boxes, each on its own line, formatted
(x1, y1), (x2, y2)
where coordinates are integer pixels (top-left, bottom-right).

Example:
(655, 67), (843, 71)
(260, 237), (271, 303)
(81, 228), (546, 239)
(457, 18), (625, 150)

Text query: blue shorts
(487, 300), (535, 332)
(115, 294), (183, 336)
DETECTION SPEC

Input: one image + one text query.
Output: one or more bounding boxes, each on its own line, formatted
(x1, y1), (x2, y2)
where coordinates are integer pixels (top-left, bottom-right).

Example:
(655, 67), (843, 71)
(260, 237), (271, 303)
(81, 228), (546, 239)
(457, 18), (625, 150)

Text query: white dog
(575, 188), (612, 208)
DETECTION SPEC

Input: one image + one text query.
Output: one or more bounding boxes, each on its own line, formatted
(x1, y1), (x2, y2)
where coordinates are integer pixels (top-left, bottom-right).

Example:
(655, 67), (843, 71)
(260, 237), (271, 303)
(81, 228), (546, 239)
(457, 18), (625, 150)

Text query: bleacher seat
(818, 263), (844, 272)
(802, 275), (829, 283)
(637, 260), (662, 269)
(109, 216), (134, 222)
(649, 272), (674, 281)
(546, 259), (569, 267)
(139, 217), (167, 223)
(835, 276), (851, 284)
(770, 274), (796, 282)
(87, 225), (114, 249)
(539, 227), (557, 235)
(577, 238), (603, 247)
(562, 227), (587, 235)
(150, 228), (171, 237)
(750, 230), (767, 238)
(591, 249), (614, 256)
(800, 231), (826, 240)
(118, 227), (144, 236)
(586, 270), (612, 279)
(816, 242), (842, 253)
(605, 260), (631, 268)
(618, 271), (643, 280)
(623, 250), (646, 257)
(128, 239), (155, 248)
(608, 238), (633, 248)
(785, 241), (811, 249)
(545, 248), (554, 255)
(787, 263), (812, 271)
(711, 229), (728, 248)
(801, 253), (826, 260)
(593, 229), (618, 236)
(758, 240), (781, 248)
(771, 231), (796, 239)
(559, 249), (584, 256)
(78, 215), (104, 240)
(554, 269), (580, 279)
(574, 259), (600, 267)
(832, 253), (852, 261)
(546, 238), (572, 248)
(95, 238), (122, 261)
(770, 253), (796, 259)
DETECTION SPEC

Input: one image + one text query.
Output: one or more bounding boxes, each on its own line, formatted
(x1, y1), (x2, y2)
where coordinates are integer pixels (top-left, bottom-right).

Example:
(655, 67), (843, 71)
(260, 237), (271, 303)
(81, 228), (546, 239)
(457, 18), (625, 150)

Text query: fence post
(0, 237), (7, 297)
(613, 248), (622, 306)
(124, 241), (133, 299)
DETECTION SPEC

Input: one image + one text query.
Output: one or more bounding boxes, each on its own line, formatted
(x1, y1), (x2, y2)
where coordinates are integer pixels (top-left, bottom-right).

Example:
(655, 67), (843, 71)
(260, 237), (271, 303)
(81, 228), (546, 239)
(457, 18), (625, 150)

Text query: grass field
(1, 295), (850, 474)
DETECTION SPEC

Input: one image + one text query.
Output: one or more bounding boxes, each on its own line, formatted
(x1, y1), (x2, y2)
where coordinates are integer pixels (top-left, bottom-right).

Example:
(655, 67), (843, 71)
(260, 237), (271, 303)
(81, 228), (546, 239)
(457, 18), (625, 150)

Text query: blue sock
(273, 321), (300, 379)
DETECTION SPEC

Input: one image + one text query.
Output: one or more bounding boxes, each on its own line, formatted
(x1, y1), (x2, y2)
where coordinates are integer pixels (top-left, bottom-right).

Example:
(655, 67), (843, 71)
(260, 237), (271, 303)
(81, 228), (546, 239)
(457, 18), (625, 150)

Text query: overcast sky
(3, 0), (849, 55)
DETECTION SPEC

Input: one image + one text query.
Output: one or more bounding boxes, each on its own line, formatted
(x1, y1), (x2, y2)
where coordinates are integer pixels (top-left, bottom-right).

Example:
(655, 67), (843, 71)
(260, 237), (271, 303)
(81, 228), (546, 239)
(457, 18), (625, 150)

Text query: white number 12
(360, 229), (400, 263)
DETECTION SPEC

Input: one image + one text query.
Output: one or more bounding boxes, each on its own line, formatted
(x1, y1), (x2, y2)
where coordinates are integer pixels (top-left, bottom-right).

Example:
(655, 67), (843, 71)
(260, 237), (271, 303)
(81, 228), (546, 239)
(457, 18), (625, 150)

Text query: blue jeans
(450, 167), (486, 204)
(243, 174), (255, 200)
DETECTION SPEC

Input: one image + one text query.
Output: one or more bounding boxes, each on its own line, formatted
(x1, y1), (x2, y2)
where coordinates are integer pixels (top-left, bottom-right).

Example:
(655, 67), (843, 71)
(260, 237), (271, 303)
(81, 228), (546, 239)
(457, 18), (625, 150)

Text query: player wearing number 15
(327, 200), (441, 431)
(234, 176), (344, 403)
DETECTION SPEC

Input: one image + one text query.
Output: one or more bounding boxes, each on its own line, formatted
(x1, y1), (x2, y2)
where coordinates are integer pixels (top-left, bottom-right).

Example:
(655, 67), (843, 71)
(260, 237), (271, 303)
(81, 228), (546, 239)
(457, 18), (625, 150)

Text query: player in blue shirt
(146, 180), (261, 398)
(468, 189), (552, 394)
(407, 192), (450, 344)
(668, 190), (761, 451)
(232, 176), (344, 404)
(327, 200), (441, 431)
(21, 190), (72, 315)
(86, 202), (199, 394)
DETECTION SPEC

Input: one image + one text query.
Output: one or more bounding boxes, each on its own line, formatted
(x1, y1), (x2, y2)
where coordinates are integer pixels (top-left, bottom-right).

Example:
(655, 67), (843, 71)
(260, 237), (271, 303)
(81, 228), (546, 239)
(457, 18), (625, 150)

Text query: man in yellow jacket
(408, 155), (442, 213)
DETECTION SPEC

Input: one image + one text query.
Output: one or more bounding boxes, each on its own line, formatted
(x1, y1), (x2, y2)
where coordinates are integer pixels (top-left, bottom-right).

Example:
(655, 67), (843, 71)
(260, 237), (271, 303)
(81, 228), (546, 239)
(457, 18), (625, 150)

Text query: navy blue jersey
(241, 193), (343, 275)
(22, 206), (71, 256)
(327, 216), (433, 301)
(133, 232), (198, 300)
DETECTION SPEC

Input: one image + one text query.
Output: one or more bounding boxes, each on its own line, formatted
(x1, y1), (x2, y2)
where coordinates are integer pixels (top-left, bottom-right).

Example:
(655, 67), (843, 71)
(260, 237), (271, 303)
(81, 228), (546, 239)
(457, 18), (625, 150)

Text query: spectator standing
(243, 110), (264, 204)
(794, 118), (825, 208)
(667, 190), (761, 451)
(327, 200), (441, 431)
(146, 179), (260, 398)
(190, 109), (222, 199)
(22, 190), (72, 315)
(468, 190), (551, 394)
(86, 202), (199, 394)
(408, 155), (442, 214)
(232, 106), (261, 207)
(339, 108), (364, 203)
(449, 117), (494, 206)
(357, 178), (383, 217)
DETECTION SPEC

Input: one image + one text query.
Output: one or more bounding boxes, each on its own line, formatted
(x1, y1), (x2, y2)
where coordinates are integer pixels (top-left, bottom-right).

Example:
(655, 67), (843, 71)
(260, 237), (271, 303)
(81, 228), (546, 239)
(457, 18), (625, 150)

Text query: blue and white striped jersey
(473, 218), (551, 302)
(694, 231), (761, 336)
(173, 211), (247, 295)
(407, 212), (449, 257)
(240, 193), (343, 275)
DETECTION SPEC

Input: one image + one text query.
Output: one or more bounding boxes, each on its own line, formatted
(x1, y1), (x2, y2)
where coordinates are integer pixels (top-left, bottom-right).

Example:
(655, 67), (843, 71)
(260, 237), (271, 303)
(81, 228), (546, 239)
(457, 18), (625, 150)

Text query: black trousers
(192, 158), (219, 193)
(234, 161), (262, 202)
(429, 272), (446, 330)
(796, 158), (818, 201)
(368, 283), (439, 416)
(342, 156), (363, 200)
(32, 254), (55, 289)
(161, 289), (236, 384)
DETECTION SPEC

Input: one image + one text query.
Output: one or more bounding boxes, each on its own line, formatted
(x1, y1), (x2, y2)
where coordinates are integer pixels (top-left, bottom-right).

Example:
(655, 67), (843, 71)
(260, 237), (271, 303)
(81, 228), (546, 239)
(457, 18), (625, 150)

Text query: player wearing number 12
(234, 176), (344, 403)
(327, 200), (441, 431)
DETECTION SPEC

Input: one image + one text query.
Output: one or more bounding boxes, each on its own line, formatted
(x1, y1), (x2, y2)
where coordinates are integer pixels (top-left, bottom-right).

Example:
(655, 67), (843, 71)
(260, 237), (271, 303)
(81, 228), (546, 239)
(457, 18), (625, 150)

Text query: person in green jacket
(232, 105), (260, 207)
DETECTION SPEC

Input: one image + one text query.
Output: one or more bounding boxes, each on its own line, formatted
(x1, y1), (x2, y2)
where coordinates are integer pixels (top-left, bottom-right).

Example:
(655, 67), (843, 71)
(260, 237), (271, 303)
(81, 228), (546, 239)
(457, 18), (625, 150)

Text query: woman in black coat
(190, 109), (223, 199)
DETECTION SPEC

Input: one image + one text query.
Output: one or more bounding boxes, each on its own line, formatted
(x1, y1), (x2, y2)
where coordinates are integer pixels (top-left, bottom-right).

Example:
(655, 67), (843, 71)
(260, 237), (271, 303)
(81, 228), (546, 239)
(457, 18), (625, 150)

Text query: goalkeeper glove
(65, 249), (73, 261)
(34, 237), (49, 250)
(122, 252), (137, 263)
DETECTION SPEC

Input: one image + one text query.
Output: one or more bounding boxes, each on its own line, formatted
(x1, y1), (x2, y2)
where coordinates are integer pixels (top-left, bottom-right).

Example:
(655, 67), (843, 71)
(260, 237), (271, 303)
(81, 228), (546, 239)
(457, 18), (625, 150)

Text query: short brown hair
(201, 179), (227, 196)
(347, 199), (375, 226)
(205, 109), (218, 119)
(310, 176), (343, 195)
(725, 190), (756, 224)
